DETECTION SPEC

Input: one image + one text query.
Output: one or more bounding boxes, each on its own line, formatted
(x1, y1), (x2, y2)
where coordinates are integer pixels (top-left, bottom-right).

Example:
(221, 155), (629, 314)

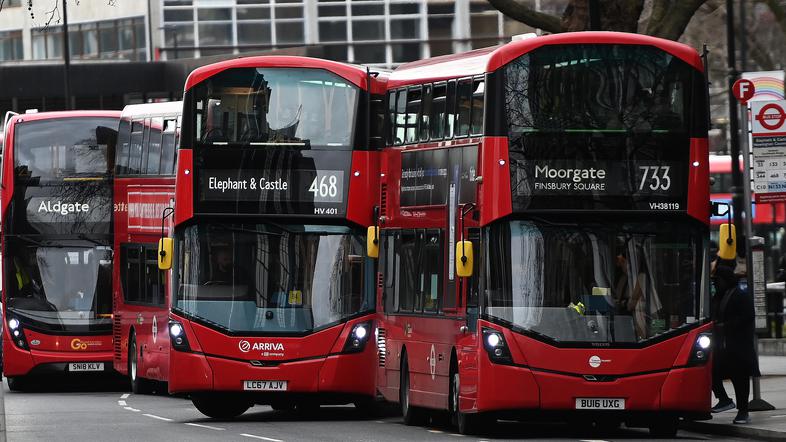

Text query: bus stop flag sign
(751, 100), (786, 203)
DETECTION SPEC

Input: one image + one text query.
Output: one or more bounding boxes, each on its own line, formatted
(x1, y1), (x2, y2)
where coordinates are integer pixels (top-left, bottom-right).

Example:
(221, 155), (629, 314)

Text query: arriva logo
(238, 340), (284, 353)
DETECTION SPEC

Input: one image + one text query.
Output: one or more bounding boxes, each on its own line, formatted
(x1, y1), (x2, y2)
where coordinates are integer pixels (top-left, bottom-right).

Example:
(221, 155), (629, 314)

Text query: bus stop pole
(748, 236), (775, 411)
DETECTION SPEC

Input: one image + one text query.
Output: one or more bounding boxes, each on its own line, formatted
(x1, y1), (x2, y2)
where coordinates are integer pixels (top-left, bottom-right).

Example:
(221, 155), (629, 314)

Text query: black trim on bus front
(170, 308), (375, 339)
(479, 314), (711, 350)
(6, 312), (113, 336)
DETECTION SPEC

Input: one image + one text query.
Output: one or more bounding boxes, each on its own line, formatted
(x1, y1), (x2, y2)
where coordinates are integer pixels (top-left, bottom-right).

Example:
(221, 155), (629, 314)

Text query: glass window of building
(0, 30), (23, 62)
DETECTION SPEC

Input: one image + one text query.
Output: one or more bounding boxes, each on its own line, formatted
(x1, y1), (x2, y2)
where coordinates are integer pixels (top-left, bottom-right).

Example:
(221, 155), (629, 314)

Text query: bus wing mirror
(158, 238), (174, 270)
(711, 201), (730, 217)
(718, 223), (737, 260)
(367, 226), (379, 259)
(456, 240), (474, 278)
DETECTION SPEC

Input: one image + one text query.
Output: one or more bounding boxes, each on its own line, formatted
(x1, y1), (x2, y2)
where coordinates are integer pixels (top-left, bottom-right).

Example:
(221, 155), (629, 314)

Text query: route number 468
(638, 166), (671, 191)
(309, 174), (339, 198)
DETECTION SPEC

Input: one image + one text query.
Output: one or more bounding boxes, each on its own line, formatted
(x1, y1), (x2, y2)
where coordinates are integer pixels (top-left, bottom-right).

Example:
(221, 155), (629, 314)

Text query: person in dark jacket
(710, 259), (761, 424)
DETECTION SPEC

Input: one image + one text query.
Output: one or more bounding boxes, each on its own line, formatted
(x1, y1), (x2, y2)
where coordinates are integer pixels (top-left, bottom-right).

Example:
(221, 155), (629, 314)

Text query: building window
(0, 30), (23, 62)
(35, 16), (147, 61)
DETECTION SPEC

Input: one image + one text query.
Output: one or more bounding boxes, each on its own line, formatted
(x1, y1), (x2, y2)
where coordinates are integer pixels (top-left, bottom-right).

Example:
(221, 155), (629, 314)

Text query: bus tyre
(400, 354), (427, 426)
(192, 394), (251, 419)
(452, 371), (484, 435)
(649, 416), (679, 438)
(6, 376), (25, 392)
(129, 335), (151, 394)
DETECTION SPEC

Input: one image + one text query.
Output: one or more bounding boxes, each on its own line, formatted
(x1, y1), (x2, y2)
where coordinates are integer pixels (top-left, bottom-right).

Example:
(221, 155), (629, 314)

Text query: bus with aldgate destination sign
(1, 110), (120, 389)
(373, 31), (713, 436)
(155, 56), (389, 418)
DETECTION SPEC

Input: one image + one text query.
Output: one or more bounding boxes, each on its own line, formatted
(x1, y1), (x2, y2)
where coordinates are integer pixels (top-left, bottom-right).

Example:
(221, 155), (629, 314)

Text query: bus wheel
(129, 334), (151, 394)
(451, 371), (483, 435)
(400, 354), (427, 426)
(6, 376), (26, 392)
(649, 416), (679, 438)
(192, 394), (251, 419)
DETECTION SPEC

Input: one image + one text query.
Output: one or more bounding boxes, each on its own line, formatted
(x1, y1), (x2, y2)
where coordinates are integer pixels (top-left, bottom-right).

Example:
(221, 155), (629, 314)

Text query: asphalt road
(2, 378), (749, 442)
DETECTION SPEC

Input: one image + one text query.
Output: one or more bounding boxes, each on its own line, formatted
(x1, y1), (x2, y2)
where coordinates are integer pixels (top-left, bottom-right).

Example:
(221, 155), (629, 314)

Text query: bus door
(449, 145), (480, 399)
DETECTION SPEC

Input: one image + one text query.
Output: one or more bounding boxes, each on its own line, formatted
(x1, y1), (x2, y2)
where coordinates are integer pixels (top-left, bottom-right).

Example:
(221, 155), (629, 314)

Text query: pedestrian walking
(710, 259), (760, 424)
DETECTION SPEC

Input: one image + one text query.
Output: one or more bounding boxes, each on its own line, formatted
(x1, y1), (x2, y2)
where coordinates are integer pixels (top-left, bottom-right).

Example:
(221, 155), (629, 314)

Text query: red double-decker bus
(112, 102), (180, 392)
(375, 32), (712, 436)
(1, 111), (120, 390)
(159, 56), (387, 418)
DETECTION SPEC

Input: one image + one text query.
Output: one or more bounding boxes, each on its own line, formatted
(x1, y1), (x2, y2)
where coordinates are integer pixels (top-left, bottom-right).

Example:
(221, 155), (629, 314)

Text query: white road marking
(118, 400), (127, 406)
(143, 413), (173, 422)
(449, 434), (465, 437)
(770, 414), (786, 418)
(186, 423), (225, 431)
(240, 433), (283, 442)
(124, 407), (140, 412)
(374, 420), (385, 424)
(120, 393), (130, 399)
(427, 430), (444, 434)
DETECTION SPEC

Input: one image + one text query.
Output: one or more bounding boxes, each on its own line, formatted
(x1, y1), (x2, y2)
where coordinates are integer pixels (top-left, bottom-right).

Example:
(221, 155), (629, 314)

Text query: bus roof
(388, 31), (703, 89)
(8, 110), (121, 126)
(185, 56), (389, 93)
(121, 101), (183, 121)
(709, 154), (742, 174)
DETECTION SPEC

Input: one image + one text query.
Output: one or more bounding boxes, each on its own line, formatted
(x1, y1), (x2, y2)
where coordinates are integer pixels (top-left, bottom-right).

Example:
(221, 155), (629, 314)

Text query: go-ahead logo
(71, 338), (101, 350)
(588, 355), (611, 368)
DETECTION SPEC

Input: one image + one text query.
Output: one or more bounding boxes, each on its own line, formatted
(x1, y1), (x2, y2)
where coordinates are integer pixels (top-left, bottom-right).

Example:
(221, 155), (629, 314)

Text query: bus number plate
(69, 362), (104, 372)
(244, 380), (287, 391)
(575, 398), (625, 410)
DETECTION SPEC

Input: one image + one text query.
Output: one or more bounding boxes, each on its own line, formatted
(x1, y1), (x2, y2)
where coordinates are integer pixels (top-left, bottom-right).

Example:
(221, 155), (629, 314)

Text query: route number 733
(638, 166), (671, 191)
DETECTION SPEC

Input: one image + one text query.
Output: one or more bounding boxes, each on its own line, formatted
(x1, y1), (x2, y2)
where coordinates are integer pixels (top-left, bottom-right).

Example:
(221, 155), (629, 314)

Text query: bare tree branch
(645, 0), (708, 40)
(764, 0), (786, 38)
(487, 0), (565, 33)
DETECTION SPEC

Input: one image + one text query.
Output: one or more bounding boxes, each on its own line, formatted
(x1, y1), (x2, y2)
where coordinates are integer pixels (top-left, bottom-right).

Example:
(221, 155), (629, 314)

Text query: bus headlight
(482, 328), (512, 365)
(689, 332), (712, 365)
(169, 320), (191, 352)
(343, 321), (372, 353)
(7, 318), (28, 350)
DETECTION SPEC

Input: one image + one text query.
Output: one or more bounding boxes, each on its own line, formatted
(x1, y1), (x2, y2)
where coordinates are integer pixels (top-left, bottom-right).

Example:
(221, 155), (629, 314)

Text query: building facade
(157, 0), (531, 67)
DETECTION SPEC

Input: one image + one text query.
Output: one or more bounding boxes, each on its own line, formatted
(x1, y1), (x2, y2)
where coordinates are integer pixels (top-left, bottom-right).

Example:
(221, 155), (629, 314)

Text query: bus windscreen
(189, 68), (358, 149)
(175, 223), (374, 334)
(482, 220), (707, 345)
(14, 117), (118, 181)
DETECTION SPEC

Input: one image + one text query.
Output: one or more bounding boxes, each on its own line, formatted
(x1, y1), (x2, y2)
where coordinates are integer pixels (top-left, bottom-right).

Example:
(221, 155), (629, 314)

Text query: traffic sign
(751, 100), (786, 135)
(733, 78), (756, 103)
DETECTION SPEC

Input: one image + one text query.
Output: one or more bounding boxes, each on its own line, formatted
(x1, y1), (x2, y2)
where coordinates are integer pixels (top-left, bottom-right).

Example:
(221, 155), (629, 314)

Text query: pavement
(682, 355), (786, 440)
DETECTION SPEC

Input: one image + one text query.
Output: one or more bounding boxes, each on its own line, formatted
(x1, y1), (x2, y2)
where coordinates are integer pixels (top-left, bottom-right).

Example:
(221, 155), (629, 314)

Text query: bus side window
(431, 82), (446, 140)
(116, 119), (131, 175)
(383, 232), (397, 313)
(387, 90), (396, 145)
(422, 230), (443, 313)
(470, 79), (485, 136)
(420, 84), (432, 142)
(140, 118), (152, 174)
(445, 80), (457, 139)
(466, 228), (481, 308)
(128, 120), (144, 174)
(405, 85), (422, 144)
(160, 119), (177, 175)
(456, 78), (472, 137)
(146, 117), (164, 175)
(397, 230), (418, 312)
(395, 89), (407, 145)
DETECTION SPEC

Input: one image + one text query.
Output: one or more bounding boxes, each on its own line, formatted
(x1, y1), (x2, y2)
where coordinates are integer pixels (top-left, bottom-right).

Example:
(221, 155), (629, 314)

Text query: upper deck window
(14, 117), (117, 181)
(189, 67), (359, 149)
(504, 44), (698, 136)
